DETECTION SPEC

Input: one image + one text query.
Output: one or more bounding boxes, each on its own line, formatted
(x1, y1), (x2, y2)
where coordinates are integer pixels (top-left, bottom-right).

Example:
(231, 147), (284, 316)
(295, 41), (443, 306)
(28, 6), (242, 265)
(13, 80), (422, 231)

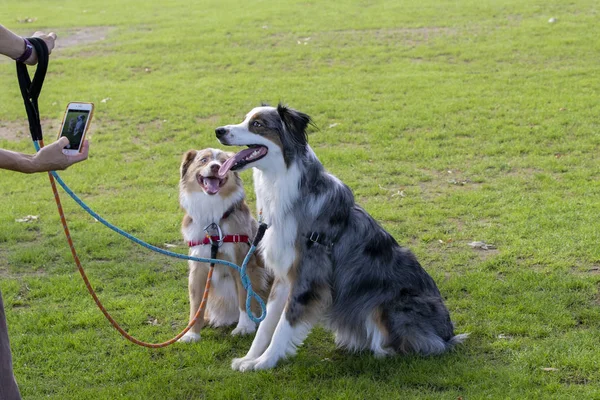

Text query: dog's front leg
(231, 277), (289, 371)
(247, 250), (331, 371)
(178, 261), (209, 343)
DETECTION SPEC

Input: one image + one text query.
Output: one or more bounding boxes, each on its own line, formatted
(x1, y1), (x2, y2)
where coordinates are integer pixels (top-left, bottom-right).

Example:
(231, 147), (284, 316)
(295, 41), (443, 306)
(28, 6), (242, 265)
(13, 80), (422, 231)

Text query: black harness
(305, 231), (334, 250)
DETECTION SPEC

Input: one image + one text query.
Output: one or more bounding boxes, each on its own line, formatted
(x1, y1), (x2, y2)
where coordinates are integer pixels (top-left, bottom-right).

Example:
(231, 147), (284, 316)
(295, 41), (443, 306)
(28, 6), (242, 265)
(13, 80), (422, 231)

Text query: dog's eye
(200, 158), (208, 164)
(252, 121), (262, 128)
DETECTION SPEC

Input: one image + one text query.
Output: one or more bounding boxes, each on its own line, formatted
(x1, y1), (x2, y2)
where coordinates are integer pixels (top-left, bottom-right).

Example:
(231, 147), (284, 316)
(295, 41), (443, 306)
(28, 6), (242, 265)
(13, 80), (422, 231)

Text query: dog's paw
(251, 354), (279, 371)
(231, 355), (278, 371)
(231, 356), (258, 372)
(178, 331), (201, 343)
(231, 322), (256, 336)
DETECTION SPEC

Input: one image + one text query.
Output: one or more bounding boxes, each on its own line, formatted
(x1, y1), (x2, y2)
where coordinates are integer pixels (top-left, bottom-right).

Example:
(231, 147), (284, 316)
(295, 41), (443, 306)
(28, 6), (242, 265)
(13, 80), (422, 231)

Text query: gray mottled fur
(219, 104), (466, 357)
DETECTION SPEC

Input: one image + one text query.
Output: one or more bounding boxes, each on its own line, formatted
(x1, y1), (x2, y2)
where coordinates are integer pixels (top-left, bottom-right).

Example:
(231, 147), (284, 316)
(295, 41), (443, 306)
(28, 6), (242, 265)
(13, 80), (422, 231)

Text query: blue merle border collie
(215, 104), (467, 371)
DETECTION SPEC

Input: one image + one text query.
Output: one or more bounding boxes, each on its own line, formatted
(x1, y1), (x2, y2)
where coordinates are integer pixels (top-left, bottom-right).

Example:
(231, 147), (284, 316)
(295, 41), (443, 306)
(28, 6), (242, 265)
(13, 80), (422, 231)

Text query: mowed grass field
(1, 0), (600, 398)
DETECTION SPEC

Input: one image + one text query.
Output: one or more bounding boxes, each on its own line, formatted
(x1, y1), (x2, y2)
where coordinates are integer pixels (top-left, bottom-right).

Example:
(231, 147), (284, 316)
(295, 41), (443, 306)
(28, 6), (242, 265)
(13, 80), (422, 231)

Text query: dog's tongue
(218, 148), (257, 178)
(203, 177), (221, 195)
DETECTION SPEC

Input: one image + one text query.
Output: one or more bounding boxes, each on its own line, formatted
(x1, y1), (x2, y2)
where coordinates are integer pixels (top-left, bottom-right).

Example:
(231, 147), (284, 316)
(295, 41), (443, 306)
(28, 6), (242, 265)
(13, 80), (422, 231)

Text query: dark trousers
(0, 290), (21, 400)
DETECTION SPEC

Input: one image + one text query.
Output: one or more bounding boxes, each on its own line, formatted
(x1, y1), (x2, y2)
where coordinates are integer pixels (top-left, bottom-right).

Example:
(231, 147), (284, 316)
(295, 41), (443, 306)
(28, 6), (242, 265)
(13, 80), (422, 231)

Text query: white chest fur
(253, 166), (300, 278)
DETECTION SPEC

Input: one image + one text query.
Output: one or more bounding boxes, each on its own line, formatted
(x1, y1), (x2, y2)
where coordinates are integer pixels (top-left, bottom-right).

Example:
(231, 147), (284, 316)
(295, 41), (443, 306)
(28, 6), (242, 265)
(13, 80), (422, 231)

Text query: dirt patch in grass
(266, 26), (458, 48)
(570, 264), (600, 277)
(54, 26), (115, 50)
(0, 118), (100, 142)
(324, 26), (458, 46)
(0, 119), (58, 142)
(0, 26), (115, 64)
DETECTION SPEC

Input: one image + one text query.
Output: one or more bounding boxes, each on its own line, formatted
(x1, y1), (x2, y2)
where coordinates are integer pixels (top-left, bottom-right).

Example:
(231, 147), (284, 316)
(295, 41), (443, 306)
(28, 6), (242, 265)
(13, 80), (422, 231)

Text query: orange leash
(40, 138), (212, 348)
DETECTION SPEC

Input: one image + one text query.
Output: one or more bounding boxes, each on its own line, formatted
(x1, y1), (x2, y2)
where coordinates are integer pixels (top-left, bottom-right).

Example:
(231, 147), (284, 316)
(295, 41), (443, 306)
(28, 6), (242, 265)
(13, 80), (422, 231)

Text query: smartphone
(58, 102), (94, 155)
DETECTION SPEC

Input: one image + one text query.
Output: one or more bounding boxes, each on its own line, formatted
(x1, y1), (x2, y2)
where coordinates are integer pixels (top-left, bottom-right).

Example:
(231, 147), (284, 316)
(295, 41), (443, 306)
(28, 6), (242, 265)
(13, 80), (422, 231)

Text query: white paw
(231, 322), (256, 336)
(231, 354), (279, 371)
(251, 354), (279, 371)
(178, 331), (201, 343)
(231, 356), (257, 372)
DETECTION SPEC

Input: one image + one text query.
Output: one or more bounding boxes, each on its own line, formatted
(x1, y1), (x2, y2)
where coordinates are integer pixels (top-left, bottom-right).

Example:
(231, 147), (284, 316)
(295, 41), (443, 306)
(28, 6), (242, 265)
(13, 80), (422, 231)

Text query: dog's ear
(277, 103), (310, 147)
(180, 150), (197, 178)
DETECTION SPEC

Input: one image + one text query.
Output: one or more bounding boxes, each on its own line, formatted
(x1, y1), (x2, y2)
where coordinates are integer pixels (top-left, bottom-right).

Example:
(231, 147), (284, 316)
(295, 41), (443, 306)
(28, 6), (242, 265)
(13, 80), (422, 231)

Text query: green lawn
(1, 0), (599, 398)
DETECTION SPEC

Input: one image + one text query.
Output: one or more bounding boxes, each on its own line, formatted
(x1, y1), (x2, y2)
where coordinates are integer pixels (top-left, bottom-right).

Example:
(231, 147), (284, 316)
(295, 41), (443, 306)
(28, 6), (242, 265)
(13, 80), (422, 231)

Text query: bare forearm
(0, 139), (89, 174)
(0, 24), (27, 59)
(0, 148), (36, 173)
(0, 24), (56, 64)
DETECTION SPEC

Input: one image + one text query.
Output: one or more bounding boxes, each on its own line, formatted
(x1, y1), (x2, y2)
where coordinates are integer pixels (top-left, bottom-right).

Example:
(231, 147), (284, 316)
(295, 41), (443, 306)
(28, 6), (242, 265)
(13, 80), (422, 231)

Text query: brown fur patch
(180, 150), (198, 179)
(181, 214), (193, 230)
(373, 307), (391, 346)
(249, 113), (285, 155)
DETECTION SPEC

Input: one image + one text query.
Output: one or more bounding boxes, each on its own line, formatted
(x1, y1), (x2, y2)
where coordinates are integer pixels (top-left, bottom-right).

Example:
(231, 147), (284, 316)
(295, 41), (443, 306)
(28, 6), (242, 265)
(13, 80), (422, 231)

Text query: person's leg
(0, 290), (22, 400)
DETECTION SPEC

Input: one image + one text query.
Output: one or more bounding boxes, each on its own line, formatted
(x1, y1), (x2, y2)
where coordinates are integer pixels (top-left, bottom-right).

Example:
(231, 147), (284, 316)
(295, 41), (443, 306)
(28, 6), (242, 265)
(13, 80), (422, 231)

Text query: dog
(73, 114), (86, 136)
(178, 148), (271, 342)
(215, 104), (467, 371)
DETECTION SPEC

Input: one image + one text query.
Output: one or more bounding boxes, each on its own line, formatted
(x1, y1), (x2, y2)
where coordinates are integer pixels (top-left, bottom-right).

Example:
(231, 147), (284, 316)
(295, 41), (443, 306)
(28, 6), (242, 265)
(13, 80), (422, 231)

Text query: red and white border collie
(178, 148), (271, 342)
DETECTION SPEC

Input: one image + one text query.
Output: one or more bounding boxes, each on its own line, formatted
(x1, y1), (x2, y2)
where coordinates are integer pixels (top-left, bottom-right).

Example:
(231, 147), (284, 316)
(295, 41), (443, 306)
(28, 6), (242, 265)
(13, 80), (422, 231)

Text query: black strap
(16, 37), (49, 142)
(209, 241), (219, 267)
(221, 202), (238, 220)
(252, 223), (268, 247)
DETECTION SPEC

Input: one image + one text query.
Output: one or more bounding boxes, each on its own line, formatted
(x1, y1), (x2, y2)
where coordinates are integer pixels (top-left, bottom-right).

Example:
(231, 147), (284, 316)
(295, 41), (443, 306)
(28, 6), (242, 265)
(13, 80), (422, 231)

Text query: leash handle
(16, 37), (49, 141)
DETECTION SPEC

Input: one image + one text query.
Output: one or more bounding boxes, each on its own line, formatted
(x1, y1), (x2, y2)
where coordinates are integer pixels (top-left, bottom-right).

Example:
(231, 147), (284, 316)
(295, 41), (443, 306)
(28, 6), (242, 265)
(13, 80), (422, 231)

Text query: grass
(1, 0), (600, 398)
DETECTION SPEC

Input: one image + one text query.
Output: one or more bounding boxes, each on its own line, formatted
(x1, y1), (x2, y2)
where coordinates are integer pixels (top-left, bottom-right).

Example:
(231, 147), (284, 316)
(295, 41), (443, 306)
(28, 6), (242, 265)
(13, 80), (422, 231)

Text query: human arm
(0, 24), (56, 65)
(0, 137), (89, 173)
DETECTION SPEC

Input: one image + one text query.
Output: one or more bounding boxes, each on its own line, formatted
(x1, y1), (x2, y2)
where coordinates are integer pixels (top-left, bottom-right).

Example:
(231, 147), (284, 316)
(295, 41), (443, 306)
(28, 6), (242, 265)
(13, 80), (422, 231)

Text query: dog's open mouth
(198, 174), (227, 195)
(218, 145), (268, 177)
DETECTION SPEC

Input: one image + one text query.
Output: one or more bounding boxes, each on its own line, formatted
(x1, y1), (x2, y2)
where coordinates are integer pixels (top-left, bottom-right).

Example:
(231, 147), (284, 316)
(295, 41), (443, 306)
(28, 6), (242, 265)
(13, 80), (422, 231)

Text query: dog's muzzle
(215, 127), (228, 140)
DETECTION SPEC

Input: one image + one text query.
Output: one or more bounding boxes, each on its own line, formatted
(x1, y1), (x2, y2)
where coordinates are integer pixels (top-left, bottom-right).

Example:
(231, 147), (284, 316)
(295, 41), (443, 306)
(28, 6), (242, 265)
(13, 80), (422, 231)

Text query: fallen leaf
(448, 178), (471, 186)
(468, 241), (496, 250)
(101, 97), (111, 103)
(15, 215), (39, 223)
(541, 367), (558, 372)
(17, 17), (37, 24)
(497, 334), (512, 339)
(328, 123), (339, 128)
(145, 317), (159, 326)
(164, 243), (178, 248)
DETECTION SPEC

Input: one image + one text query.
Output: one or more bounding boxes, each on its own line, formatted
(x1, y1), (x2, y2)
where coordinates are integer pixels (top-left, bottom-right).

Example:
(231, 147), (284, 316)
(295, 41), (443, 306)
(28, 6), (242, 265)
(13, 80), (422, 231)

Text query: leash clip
(203, 222), (224, 247)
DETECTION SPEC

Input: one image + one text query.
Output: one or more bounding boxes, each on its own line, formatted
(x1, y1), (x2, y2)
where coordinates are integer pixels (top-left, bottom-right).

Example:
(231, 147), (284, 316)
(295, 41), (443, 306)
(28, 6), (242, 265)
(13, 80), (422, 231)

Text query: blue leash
(33, 142), (266, 323)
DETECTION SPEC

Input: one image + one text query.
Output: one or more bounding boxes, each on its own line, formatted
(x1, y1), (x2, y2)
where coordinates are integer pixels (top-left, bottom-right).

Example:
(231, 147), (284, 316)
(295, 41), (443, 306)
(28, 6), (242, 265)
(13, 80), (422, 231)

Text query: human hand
(24, 31), (57, 65)
(31, 137), (89, 172)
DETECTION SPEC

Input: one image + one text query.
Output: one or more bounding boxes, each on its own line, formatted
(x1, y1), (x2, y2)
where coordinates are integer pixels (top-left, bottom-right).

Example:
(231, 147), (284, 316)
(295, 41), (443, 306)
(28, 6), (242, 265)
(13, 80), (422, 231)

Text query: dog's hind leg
(232, 277), (289, 370)
(178, 261), (209, 343)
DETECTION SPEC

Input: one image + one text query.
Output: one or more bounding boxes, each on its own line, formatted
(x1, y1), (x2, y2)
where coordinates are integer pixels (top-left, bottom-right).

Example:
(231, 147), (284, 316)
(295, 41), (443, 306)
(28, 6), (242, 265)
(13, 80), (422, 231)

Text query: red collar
(188, 234), (250, 247)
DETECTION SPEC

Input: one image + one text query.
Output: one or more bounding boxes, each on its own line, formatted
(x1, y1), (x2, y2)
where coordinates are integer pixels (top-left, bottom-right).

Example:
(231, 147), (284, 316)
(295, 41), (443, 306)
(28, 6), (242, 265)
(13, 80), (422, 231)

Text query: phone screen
(60, 109), (90, 150)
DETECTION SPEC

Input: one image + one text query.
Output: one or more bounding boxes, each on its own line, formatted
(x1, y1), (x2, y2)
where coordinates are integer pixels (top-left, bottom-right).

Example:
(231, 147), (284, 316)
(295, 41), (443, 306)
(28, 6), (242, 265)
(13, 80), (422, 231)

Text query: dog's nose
(215, 127), (227, 138)
(210, 164), (220, 173)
